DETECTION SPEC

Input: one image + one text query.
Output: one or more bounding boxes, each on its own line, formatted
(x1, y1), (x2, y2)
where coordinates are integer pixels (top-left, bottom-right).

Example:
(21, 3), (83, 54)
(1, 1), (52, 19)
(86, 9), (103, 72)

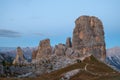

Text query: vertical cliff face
(13, 47), (26, 65)
(72, 16), (106, 60)
(66, 37), (72, 48)
(32, 50), (38, 60)
(36, 39), (52, 59)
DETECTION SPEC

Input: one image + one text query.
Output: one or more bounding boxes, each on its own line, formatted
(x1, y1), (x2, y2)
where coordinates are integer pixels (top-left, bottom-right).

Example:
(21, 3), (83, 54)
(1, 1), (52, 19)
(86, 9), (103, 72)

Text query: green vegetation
(2, 60), (12, 67)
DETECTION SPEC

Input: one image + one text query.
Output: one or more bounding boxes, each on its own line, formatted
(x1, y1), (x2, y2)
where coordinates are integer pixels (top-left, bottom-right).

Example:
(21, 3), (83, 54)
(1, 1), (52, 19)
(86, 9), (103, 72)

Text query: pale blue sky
(0, 0), (120, 48)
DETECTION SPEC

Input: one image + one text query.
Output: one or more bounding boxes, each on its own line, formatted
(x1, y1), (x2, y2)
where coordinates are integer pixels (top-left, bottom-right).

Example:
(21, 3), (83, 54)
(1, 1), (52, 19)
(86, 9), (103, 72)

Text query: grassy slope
(70, 56), (120, 80)
(1, 55), (120, 80)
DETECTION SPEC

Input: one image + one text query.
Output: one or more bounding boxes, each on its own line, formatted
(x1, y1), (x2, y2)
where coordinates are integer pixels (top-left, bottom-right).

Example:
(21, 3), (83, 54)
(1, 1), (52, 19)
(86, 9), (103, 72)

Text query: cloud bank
(0, 29), (21, 38)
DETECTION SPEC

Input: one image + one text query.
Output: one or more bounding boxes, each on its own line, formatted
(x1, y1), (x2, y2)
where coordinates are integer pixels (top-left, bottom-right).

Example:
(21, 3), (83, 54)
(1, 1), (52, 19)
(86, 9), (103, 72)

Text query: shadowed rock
(32, 50), (38, 60)
(66, 37), (72, 48)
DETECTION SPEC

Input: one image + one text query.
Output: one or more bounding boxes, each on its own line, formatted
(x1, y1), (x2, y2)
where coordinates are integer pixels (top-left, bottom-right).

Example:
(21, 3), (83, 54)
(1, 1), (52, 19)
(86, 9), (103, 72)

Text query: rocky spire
(66, 37), (72, 48)
(13, 47), (26, 65)
(36, 39), (52, 59)
(72, 16), (106, 60)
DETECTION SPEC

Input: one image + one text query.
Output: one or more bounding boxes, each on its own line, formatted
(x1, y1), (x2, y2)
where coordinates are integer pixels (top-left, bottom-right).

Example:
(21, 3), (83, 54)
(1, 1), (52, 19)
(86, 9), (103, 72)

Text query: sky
(0, 0), (120, 48)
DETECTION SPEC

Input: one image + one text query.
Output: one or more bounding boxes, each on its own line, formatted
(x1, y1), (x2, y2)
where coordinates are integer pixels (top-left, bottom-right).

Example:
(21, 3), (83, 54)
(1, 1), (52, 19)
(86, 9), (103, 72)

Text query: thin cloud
(34, 32), (57, 37)
(34, 33), (46, 36)
(0, 29), (21, 38)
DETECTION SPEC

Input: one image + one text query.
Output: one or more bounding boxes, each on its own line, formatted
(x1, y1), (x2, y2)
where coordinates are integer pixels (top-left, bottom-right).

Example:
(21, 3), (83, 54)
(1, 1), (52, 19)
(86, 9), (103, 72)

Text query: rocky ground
(1, 55), (120, 80)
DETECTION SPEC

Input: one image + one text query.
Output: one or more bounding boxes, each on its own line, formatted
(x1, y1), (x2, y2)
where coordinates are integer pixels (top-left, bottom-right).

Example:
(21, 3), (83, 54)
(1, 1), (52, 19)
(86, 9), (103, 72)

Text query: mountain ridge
(0, 15), (120, 80)
(106, 46), (120, 71)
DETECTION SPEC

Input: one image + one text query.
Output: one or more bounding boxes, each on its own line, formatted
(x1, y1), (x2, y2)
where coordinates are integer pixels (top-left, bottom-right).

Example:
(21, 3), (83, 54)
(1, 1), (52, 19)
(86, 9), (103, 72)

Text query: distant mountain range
(0, 47), (16, 52)
(106, 46), (120, 71)
(0, 47), (37, 60)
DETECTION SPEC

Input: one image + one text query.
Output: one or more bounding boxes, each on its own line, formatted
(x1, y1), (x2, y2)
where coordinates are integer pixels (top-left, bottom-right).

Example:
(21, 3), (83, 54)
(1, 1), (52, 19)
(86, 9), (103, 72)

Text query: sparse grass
(70, 70), (97, 80)
(36, 62), (86, 80)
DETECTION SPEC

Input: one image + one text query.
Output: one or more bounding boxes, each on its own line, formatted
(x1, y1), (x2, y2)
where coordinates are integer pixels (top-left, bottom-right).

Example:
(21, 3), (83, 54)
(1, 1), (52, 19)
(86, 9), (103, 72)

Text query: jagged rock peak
(66, 37), (72, 48)
(72, 15), (106, 61)
(16, 47), (23, 56)
(36, 39), (52, 59)
(13, 47), (26, 65)
(39, 39), (51, 48)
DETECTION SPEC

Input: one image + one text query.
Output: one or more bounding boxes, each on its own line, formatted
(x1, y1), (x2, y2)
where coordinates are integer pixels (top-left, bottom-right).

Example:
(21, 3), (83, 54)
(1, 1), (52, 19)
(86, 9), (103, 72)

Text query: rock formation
(66, 37), (72, 48)
(36, 39), (52, 59)
(60, 69), (80, 80)
(32, 50), (38, 60)
(72, 16), (106, 60)
(32, 16), (106, 61)
(13, 47), (26, 65)
(29, 16), (106, 77)
(0, 15), (110, 78)
(54, 44), (66, 56)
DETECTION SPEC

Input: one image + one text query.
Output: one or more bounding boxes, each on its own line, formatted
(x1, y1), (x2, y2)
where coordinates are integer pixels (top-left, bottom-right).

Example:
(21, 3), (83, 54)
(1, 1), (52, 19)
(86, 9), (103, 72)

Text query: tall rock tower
(36, 39), (52, 60)
(72, 16), (106, 60)
(13, 47), (26, 65)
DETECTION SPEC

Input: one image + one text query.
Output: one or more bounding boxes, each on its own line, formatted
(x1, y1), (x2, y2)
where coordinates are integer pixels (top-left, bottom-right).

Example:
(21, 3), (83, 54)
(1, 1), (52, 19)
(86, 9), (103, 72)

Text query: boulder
(60, 69), (80, 80)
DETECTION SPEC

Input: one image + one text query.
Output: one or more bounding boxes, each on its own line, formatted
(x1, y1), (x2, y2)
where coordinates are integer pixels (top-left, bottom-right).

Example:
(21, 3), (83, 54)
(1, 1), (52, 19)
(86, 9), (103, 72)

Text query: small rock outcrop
(13, 47), (26, 65)
(66, 37), (72, 48)
(72, 16), (106, 60)
(36, 39), (52, 59)
(60, 69), (80, 80)
(54, 44), (66, 56)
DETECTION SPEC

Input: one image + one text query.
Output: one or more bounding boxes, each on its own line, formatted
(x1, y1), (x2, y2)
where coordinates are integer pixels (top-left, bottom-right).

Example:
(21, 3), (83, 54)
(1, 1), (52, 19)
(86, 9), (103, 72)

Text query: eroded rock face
(13, 47), (26, 65)
(32, 50), (38, 60)
(54, 44), (66, 56)
(72, 16), (106, 60)
(36, 39), (52, 59)
(66, 37), (72, 48)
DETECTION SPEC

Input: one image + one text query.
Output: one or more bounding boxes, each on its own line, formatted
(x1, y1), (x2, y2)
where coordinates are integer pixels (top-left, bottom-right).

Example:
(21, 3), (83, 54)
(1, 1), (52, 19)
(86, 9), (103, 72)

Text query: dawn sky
(0, 0), (120, 48)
